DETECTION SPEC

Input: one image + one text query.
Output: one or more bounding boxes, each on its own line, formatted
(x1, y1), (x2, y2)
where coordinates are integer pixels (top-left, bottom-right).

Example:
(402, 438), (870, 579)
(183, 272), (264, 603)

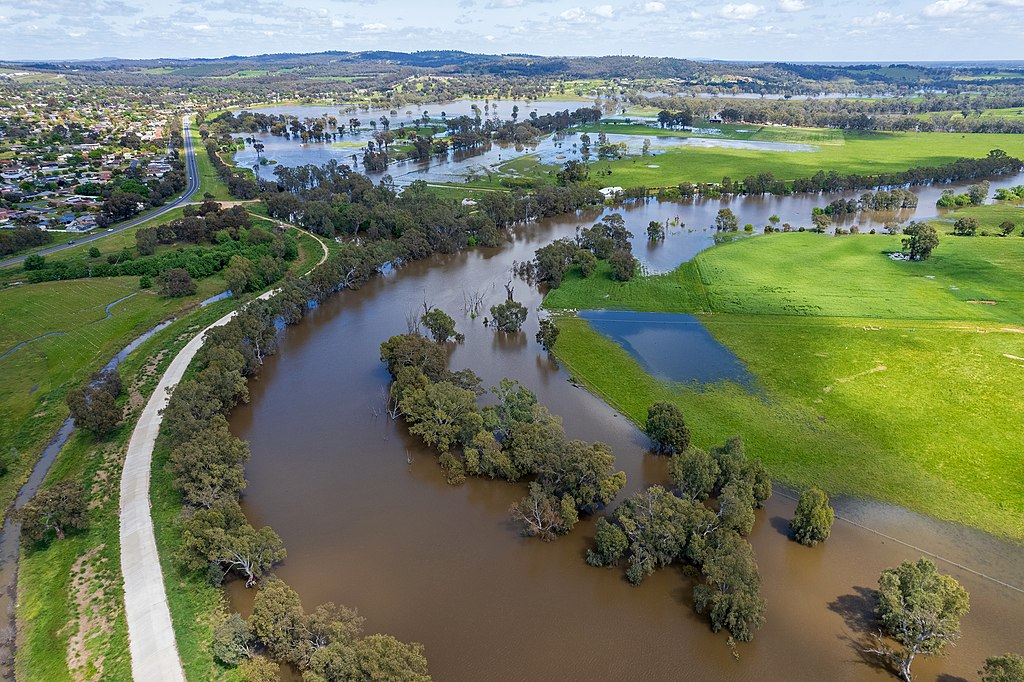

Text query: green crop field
(546, 233), (1024, 540)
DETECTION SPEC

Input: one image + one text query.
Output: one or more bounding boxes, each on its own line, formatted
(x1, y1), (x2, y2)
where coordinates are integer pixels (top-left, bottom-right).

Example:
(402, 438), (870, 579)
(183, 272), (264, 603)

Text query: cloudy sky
(2, 0), (1022, 62)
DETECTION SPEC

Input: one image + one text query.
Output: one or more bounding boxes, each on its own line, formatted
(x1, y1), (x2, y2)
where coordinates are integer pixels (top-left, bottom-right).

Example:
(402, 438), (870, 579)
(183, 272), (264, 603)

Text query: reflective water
(578, 310), (755, 386)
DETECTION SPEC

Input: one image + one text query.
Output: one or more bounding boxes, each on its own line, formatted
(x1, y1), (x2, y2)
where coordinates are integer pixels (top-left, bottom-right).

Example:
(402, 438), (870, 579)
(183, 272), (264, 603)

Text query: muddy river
(228, 192), (1024, 680)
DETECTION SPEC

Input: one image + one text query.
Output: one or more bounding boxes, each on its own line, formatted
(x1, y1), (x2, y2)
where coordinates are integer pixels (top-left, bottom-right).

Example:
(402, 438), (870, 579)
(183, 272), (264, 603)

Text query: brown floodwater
(228, 197), (1024, 681)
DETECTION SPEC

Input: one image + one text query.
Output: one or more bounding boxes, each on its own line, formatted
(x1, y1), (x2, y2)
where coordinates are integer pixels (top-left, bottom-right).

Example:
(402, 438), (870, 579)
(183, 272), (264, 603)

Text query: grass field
(192, 127), (234, 201)
(581, 129), (1024, 187)
(0, 276), (223, 521)
(15, 298), (241, 681)
(547, 232), (1024, 540)
(933, 203), (1024, 236)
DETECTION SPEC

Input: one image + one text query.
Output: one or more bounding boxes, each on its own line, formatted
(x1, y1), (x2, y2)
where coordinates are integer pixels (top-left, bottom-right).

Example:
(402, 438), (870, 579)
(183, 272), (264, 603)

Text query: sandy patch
(967, 300), (997, 305)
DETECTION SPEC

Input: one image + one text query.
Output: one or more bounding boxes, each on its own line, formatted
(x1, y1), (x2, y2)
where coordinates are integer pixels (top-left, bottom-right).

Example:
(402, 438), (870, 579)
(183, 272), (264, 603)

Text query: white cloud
(719, 3), (765, 20)
(851, 11), (907, 27)
(923, 0), (970, 16)
(360, 22), (387, 32)
(192, 23), (210, 31)
(778, 0), (807, 11)
(559, 7), (591, 21)
(593, 4), (615, 17)
(642, 1), (665, 13)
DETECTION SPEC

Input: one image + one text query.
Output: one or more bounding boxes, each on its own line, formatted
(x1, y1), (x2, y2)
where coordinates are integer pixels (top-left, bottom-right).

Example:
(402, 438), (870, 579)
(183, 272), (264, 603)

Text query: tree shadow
(937, 676), (969, 682)
(769, 515), (794, 540)
(828, 586), (895, 675)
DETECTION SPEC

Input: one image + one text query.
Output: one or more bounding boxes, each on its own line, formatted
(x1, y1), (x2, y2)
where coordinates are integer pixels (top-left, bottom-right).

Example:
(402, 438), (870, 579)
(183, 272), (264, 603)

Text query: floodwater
(578, 310), (755, 387)
(231, 101), (816, 186)
(228, 199), (1024, 681)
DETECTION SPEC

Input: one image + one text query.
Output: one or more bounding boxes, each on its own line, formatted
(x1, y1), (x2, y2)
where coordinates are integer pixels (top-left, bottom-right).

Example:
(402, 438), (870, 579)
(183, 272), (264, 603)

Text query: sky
(1, 0), (1023, 63)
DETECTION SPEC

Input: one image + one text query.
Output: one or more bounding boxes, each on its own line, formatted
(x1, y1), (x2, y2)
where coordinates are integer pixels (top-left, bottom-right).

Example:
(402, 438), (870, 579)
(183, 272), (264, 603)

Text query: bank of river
(227, 200), (1024, 680)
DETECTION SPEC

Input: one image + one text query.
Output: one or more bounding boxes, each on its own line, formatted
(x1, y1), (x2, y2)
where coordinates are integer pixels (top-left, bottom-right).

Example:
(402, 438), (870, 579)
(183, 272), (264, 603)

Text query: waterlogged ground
(577, 310), (755, 386)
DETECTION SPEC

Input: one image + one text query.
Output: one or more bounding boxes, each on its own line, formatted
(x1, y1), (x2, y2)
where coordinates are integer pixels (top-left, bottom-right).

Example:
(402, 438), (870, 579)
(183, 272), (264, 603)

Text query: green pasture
(547, 232), (1024, 539)
(581, 129), (1024, 187)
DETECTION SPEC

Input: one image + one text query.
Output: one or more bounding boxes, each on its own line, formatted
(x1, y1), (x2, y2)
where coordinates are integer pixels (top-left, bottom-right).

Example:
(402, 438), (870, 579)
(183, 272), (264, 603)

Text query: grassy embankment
(192, 126), (234, 202)
(546, 232), (1024, 540)
(933, 202), (1024, 235)
(14, 296), (241, 681)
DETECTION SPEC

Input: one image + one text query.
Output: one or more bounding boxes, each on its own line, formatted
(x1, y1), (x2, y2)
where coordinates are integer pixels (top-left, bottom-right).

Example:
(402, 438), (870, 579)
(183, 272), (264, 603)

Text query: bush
(23, 254), (45, 270)
(609, 249), (636, 282)
(158, 268), (196, 297)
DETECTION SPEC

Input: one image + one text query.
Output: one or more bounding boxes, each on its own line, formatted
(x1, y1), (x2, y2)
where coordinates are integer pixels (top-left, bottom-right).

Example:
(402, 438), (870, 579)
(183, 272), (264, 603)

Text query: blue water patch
(0, 332), (65, 363)
(578, 310), (754, 387)
(200, 290), (234, 307)
(104, 292), (138, 318)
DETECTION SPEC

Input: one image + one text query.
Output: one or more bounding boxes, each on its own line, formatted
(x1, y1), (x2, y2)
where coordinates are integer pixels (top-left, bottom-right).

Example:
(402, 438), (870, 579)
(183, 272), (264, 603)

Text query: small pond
(578, 310), (755, 386)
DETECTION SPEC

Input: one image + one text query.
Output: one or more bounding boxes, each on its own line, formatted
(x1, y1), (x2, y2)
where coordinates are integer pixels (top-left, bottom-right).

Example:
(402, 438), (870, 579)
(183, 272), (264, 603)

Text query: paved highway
(0, 115), (201, 268)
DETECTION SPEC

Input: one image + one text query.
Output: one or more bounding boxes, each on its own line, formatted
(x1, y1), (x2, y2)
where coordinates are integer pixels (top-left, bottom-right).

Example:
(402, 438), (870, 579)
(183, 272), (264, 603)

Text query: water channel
(227, 179), (1024, 680)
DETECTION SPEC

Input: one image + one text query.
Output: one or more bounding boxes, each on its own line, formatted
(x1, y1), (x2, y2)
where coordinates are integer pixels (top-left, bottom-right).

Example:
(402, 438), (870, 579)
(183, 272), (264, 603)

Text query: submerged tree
(981, 653), (1024, 682)
(790, 486), (835, 546)
(420, 307), (461, 343)
(490, 300), (528, 333)
(536, 318), (559, 350)
(645, 402), (690, 454)
(867, 558), (970, 682)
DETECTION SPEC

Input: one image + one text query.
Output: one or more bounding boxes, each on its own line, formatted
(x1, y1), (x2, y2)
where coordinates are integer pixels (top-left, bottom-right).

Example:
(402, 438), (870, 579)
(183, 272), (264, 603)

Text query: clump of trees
(901, 222), (940, 260)
(66, 369), (123, 437)
(210, 577), (431, 680)
(380, 340), (626, 540)
(25, 203), (298, 287)
(587, 435), (771, 642)
(952, 216), (979, 236)
(790, 486), (834, 546)
(981, 653), (1024, 682)
(866, 558), (970, 682)
(0, 225), (51, 257)
(521, 213), (636, 288)
(936, 181), (989, 208)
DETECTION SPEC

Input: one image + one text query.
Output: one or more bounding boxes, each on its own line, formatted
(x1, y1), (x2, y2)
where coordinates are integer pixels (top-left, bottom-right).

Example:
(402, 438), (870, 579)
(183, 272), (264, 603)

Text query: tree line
(263, 161), (602, 248)
(22, 202), (297, 289)
(157, 269), (432, 678)
(637, 93), (1024, 134)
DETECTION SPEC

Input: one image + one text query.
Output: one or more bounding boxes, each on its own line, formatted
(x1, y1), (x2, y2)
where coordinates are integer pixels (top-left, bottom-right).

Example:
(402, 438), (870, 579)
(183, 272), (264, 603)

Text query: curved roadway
(0, 115), (201, 268)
